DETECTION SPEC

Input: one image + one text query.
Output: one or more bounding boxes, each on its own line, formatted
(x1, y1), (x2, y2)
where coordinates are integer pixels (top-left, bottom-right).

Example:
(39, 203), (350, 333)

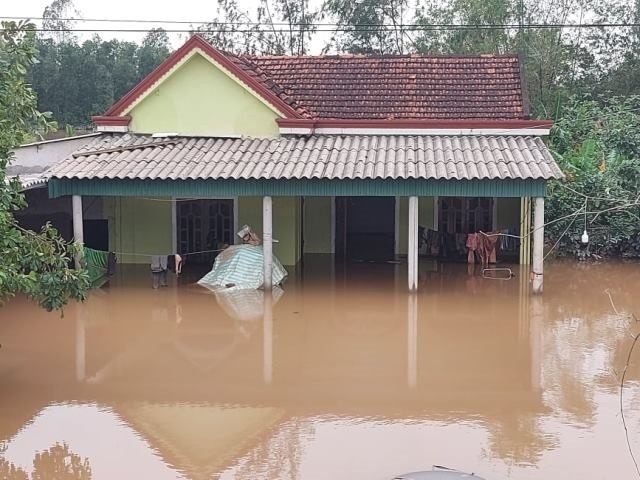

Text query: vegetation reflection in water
(0, 261), (639, 480)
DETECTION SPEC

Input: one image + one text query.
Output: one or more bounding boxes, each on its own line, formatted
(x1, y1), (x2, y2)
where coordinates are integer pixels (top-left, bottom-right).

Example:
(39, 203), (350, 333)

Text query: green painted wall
(238, 196), (302, 266)
(303, 197), (332, 254)
(128, 54), (280, 136)
(104, 197), (172, 264)
(397, 197), (435, 255)
(496, 197), (521, 231)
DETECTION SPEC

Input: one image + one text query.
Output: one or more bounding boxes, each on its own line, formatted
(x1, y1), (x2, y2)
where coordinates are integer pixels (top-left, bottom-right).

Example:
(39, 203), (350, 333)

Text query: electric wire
(3, 18), (640, 33)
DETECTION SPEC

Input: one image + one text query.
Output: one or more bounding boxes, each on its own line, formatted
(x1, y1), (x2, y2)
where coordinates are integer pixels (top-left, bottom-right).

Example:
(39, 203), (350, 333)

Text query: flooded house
(41, 35), (563, 293)
(5, 36), (640, 480)
(9, 134), (107, 249)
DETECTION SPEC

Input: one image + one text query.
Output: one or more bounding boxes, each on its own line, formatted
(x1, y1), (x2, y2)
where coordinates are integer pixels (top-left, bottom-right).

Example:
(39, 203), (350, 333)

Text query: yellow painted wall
(303, 197), (332, 254)
(397, 197), (435, 255)
(104, 197), (173, 264)
(128, 53), (280, 136)
(237, 197), (302, 266)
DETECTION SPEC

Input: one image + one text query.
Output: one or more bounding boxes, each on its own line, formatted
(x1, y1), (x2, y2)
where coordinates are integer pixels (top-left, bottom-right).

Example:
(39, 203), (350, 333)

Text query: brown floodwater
(1, 259), (639, 480)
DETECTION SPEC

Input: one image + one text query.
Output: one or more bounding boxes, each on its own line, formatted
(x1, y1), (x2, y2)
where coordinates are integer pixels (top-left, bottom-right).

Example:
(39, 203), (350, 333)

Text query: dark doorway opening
(83, 220), (109, 251)
(437, 197), (494, 260)
(14, 215), (109, 252)
(177, 199), (234, 265)
(335, 197), (395, 262)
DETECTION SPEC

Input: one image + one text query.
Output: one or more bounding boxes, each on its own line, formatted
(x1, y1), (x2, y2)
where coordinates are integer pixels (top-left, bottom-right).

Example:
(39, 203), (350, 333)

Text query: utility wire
(3, 16), (640, 30)
(5, 16), (640, 29)
(2, 21), (640, 33)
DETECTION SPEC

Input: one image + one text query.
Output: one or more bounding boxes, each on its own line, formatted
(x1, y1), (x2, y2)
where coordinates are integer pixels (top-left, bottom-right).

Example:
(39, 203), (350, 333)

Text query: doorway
(335, 197), (395, 262)
(177, 199), (234, 264)
(438, 197), (494, 234)
(437, 197), (495, 259)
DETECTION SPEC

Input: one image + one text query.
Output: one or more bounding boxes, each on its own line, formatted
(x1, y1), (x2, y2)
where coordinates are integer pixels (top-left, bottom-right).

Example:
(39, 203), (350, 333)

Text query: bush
(546, 97), (640, 259)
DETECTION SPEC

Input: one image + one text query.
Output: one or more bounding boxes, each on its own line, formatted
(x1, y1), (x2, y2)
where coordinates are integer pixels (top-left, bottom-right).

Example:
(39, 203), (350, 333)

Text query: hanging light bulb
(581, 200), (589, 244)
(581, 229), (589, 244)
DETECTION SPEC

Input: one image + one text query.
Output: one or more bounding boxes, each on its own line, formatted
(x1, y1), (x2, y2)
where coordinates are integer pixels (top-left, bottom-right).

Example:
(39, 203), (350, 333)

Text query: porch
(48, 133), (562, 293)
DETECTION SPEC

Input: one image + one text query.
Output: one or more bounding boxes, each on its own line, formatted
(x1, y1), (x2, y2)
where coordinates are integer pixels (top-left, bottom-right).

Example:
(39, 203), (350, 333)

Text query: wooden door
(178, 199), (233, 264)
(439, 197), (493, 234)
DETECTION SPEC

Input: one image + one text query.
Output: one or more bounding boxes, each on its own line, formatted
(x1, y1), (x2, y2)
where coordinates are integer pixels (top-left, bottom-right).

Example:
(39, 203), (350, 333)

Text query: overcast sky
(3, 0), (328, 51)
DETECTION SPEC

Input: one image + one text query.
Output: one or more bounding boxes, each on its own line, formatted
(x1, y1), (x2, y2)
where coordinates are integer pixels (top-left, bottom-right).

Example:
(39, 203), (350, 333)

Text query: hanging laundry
(82, 247), (116, 288)
(477, 232), (499, 266)
(424, 229), (442, 256)
(151, 254), (184, 288)
(499, 228), (518, 253)
(466, 233), (478, 264)
(150, 255), (168, 289)
(167, 254), (183, 275)
(455, 233), (468, 255)
(175, 254), (183, 274)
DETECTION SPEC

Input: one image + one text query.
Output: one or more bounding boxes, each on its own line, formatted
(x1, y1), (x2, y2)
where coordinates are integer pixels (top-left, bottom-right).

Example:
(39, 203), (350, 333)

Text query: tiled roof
(50, 134), (563, 181)
(17, 173), (50, 190)
(229, 53), (527, 120)
(6, 167), (50, 190)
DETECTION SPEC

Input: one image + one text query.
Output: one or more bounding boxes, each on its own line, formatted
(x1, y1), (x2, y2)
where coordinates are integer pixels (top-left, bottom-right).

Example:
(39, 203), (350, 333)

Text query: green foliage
(30, 29), (170, 127)
(196, 0), (318, 55)
(546, 97), (640, 259)
(1, 443), (91, 480)
(322, 0), (410, 54)
(0, 20), (89, 311)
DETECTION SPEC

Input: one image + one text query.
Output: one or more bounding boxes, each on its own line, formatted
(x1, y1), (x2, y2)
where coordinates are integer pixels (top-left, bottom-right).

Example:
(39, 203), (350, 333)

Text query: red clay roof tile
(228, 52), (528, 120)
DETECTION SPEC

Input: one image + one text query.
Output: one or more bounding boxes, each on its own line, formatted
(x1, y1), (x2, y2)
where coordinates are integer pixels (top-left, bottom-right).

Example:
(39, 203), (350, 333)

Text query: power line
(2, 17), (640, 32)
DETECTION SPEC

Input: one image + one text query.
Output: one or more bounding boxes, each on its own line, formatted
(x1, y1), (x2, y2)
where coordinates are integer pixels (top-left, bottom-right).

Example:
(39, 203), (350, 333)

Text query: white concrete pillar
(530, 296), (544, 391)
(394, 196), (400, 256)
(408, 196), (419, 292)
(532, 197), (544, 294)
(75, 314), (86, 382)
(263, 290), (273, 385)
(171, 198), (177, 254)
(72, 195), (84, 269)
(407, 294), (418, 388)
(263, 196), (273, 290)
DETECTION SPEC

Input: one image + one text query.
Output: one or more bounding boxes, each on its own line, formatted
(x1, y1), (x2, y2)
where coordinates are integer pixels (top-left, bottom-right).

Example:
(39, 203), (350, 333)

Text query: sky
(2, 0), (328, 52)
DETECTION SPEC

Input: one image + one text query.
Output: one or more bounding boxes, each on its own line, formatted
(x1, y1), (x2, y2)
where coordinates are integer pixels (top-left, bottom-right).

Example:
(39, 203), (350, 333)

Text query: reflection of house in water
(0, 275), (564, 479)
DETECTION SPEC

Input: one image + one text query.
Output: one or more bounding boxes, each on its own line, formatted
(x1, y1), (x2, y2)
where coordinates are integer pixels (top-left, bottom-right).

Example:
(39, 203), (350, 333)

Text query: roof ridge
(242, 52), (520, 60)
(228, 54), (313, 118)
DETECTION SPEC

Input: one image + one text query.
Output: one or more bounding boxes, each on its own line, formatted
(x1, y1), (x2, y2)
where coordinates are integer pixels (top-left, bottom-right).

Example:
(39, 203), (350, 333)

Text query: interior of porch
(74, 194), (530, 269)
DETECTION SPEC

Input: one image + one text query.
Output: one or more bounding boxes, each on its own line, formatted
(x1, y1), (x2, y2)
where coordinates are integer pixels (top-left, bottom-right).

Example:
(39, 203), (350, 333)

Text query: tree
(30, 30), (171, 127)
(322, 0), (411, 54)
(0, 458), (28, 480)
(138, 28), (171, 77)
(41, 0), (79, 42)
(0, 20), (89, 311)
(32, 443), (92, 480)
(0, 444), (91, 480)
(196, 0), (318, 55)
(546, 97), (640, 258)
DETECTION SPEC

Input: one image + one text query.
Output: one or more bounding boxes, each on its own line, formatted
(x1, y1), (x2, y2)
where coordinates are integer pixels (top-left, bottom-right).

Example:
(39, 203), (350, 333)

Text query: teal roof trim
(49, 178), (546, 198)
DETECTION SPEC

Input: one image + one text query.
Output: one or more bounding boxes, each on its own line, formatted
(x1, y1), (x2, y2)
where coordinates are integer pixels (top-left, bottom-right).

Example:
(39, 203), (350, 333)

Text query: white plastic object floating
(393, 466), (484, 479)
(581, 230), (589, 244)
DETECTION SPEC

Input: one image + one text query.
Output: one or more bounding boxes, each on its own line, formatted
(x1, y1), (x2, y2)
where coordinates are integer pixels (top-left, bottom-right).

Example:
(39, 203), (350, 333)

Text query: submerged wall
(104, 197), (173, 264)
(238, 196), (302, 266)
(496, 197), (521, 231)
(102, 195), (522, 266)
(303, 197), (332, 254)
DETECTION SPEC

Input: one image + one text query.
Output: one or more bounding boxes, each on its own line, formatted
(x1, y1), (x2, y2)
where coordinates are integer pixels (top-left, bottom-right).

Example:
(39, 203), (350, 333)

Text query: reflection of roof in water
(115, 403), (285, 480)
(0, 400), (50, 445)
